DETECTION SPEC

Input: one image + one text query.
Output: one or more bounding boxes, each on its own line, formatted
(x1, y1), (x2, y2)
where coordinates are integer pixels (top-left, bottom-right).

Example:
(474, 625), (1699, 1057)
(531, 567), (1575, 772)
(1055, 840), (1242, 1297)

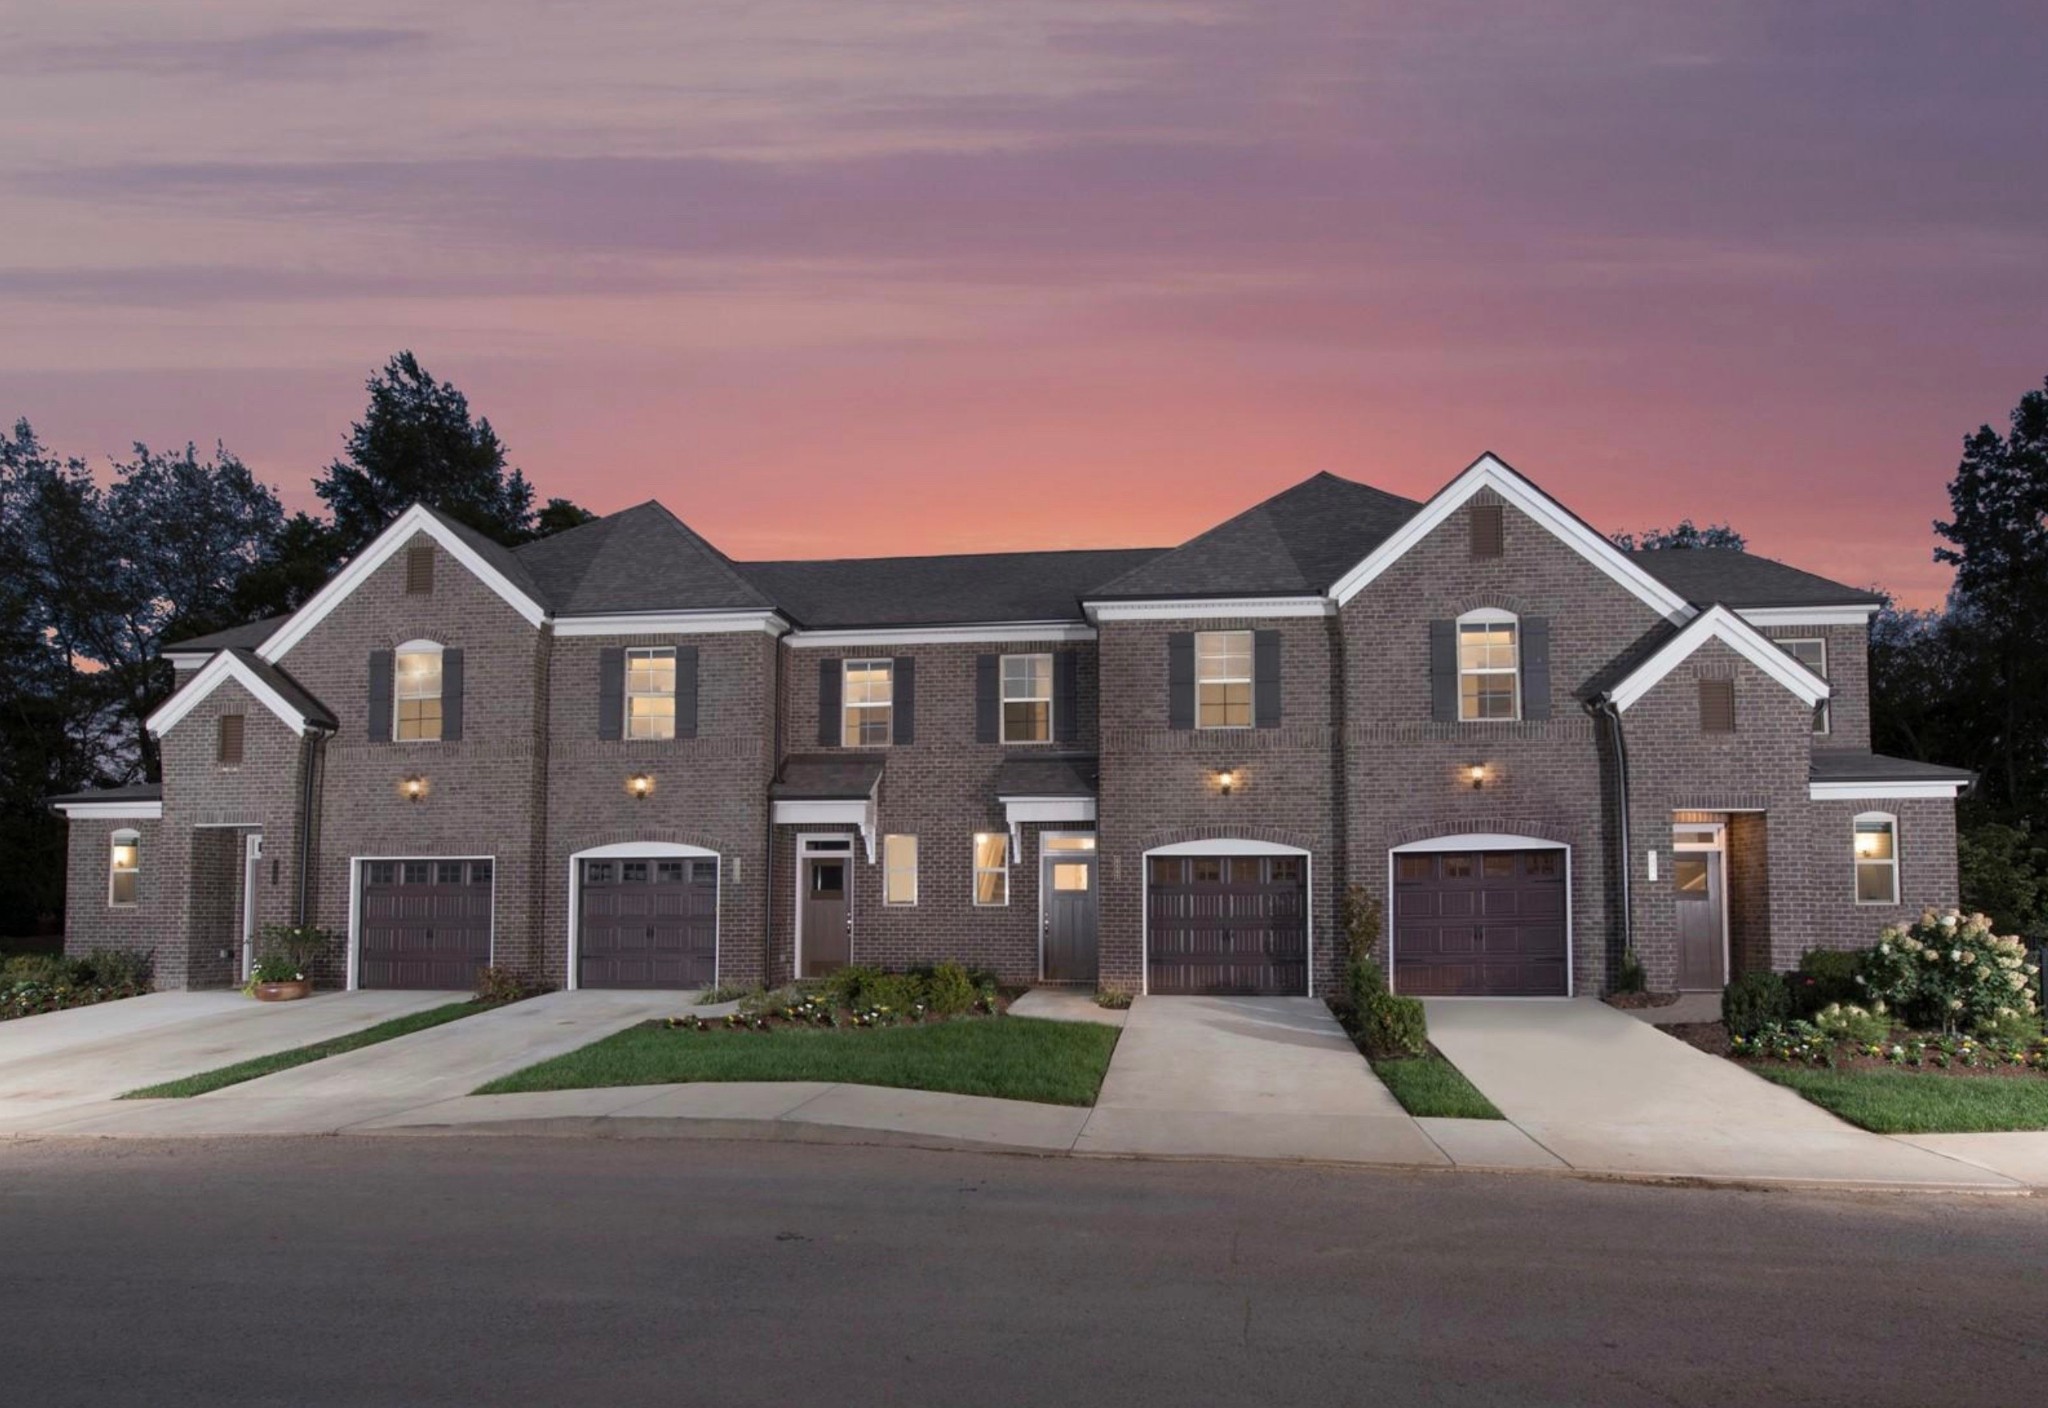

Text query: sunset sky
(4, 2), (2043, 606)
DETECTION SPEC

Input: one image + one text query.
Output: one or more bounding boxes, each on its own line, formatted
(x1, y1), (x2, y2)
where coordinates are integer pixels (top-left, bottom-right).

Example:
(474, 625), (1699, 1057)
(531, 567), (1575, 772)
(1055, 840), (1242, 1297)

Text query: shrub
(1860, 909), (2041, 1035)
(1362, 991), (1427, 1058)
(861, 972), (928, 1016)
(75, 948), (152, 989)
(473, 965), (546, 1005)
(924, 961), (976, 1016)
(1812, 1001), (1891, 1045)
(1973, 1009), (2044, 1044)
(821, 965), (884, 1011)
(248, 952), (303, 985)
(257, 923), (331, 979)
(3, 953), (73, 988)
(1789, 947), (1864, 1017)
(1614, 949), (1647, 995)
(1346, 954), (1386, 1014)
(1094, 988), (1134, 1010)
(1722, 971), (1791, 1038)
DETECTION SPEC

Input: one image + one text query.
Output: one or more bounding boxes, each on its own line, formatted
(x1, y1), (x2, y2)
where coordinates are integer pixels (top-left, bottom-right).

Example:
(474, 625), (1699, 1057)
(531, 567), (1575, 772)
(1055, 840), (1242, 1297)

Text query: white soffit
(52, 800), (163, 819)
(785, 621), (1093, 647)
(1810, 780), (1968, 801)
(555, 611), (788, 638)
(1739, 605), (1881, 627)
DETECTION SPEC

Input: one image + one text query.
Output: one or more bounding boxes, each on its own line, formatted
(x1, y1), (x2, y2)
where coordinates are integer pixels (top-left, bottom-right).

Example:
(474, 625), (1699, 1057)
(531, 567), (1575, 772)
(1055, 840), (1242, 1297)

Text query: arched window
(394, 639), (444, 742)
(1852, 813), (1898, 905)
(109, 829), (141, 907)
(1456, 609), (1520, 721)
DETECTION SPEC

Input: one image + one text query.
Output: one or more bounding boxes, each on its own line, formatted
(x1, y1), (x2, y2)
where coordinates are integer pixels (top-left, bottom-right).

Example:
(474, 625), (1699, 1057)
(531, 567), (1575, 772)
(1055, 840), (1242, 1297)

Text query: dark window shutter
(440, 648), (464, 741)
(217, 713), (244, 765)
(597, 647), (624, 740)
(1428, 622), (1457, 722)
(1054, 651), (1079, 743)
(975, 654), (1000, 743)
(1167, 632), (1195, 730)
(1520, 617), (1551, 721)
(406, 542), (434, 594)
(1253, 630), (1282, 728)
(367, 650), (394, 742)
(818, 659), (841, 747)
(1699, 678), (1736, 733)
(892, 657), (915, 745)
(676, 646), (699, 739)
(1471, 504), (1504, 559)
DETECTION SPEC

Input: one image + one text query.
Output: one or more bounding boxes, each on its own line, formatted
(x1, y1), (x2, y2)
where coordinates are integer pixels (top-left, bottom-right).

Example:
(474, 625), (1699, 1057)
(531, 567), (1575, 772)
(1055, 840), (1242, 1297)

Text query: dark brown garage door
(1392, 848), (1567, 996)
(579, 857), (718, 989)
(359, 859), (493, 990)
(1147, 854), (1307, 995)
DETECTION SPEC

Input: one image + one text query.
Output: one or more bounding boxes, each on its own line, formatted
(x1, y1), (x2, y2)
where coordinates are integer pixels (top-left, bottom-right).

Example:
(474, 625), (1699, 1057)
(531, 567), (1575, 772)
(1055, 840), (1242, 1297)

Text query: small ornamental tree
(1860, 909), (2040, 1035)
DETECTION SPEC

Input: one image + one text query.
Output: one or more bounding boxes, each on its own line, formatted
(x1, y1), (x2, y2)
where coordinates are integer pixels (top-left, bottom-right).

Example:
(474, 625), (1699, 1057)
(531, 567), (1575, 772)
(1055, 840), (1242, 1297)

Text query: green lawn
(124, 1000), (484, 1098)
(477, 1016), (1120, 1106)
(1370, 1051), (1503, 1120)
(1754, 1066), (2048, 1134)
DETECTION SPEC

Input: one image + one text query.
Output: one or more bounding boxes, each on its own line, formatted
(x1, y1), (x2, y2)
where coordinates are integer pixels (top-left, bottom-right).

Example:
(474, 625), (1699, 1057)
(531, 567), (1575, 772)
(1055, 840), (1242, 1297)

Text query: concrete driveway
(1425, 998), (2015, 1187)
(0, 989), (455, 1130)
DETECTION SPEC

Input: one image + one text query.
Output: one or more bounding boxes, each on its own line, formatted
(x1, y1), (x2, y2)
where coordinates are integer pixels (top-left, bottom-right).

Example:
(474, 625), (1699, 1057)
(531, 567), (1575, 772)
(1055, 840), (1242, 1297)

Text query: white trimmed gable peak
(1602, 604), (1830, 714)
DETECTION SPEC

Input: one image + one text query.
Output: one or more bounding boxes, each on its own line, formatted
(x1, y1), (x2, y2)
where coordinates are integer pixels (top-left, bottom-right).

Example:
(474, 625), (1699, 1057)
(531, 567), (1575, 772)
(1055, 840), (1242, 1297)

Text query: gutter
(1590, 694), (1634, 960)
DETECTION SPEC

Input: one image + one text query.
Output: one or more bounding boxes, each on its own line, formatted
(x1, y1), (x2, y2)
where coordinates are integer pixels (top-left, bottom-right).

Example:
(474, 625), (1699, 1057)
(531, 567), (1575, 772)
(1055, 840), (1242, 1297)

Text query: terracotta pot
(253, 980), (312, 1002)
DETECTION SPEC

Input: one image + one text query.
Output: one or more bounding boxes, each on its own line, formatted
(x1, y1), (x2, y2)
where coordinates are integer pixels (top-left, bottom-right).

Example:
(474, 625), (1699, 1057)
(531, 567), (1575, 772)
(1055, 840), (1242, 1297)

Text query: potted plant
(246, 923), (330, 1002)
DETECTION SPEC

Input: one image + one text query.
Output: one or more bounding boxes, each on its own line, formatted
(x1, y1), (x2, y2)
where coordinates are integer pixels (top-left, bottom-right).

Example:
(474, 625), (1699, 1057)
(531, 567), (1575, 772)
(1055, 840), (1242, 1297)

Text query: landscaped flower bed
(0, 949), (152, 1022)
(673, 962), (1005, 1033)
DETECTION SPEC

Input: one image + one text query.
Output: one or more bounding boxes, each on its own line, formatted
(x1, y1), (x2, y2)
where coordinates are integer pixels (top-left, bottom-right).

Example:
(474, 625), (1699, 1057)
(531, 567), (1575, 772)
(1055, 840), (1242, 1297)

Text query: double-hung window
(1779, 638), (1830, 734)
(884, 834), (918, 906)
(1457, 610), (1519, 721)
(394, 643), (443, 742)
(626, 647), (677, 740)
(1002, 654), (1052, 743)
(842, 659), (894, 746)
(1195, 631), (1252, 729)
(972, 833), (1009, 906)
(1853, 813), (1899, 905)
(109, 829), (140, 907)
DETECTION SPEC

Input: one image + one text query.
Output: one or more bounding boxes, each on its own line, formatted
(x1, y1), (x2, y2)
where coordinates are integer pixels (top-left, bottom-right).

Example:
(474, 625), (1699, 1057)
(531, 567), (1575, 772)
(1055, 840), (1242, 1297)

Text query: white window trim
(1456, 608), (1521, 723)
(1778, 636), (1831, 735)
(1000, 652), (1054, 745)
(1194, 629), (1254, 731)
(972, 832), (1010, 907)
(883, 833), (918, 907)
(109, 828), (141, 908)
(625, 645), (678, 741)
(394, 639), (444, 744)
(840, 658), (895, 748)
(1852, 811), (1900, 906)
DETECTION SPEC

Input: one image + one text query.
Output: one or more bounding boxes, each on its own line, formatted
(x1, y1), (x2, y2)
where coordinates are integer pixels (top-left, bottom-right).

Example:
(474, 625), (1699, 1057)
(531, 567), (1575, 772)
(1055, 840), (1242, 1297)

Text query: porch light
(627, 772), (656, 801)
(1216, 768), (1236, 797)
(400, 774), (428, 803)
(1468, 763), (1486, 790)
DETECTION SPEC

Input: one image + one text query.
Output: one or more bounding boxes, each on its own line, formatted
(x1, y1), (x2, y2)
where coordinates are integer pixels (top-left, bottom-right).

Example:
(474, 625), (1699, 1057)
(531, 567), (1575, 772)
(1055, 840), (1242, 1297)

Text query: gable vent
(1698, 678), (1736, 734)
(405, 543), (434, 595)
(217, 712), (245, 765)
(1470, 503), (1504, 559)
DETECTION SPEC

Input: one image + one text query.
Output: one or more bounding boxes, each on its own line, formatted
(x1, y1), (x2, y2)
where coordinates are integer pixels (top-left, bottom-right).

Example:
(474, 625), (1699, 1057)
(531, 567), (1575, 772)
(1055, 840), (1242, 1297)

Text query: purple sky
(5, 2), (2044, 604)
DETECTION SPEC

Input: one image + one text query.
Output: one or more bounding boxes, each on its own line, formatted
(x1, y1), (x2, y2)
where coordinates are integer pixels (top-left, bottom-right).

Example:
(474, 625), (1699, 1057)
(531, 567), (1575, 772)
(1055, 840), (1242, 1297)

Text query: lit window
(842, 659), (894, 746)
(1196, 631), (1252, 729)
(109, 829), (140, 907)
(395, 644), (443, 742)
(626, 647), (676, 740)
(1457, 611), (1519, 721)
(973, 833), (1009, 906)
(1853, 814), (1898, 905)
(1780, 638), (1830, 734)
(884, 834), (918, 906)
(1043, 834), (1096, 853)
(1001, 654), (1052, 743)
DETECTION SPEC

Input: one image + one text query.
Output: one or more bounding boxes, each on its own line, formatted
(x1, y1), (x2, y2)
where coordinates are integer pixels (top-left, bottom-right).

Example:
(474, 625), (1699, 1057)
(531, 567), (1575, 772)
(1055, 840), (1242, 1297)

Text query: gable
(146, 649), (335, 739)
(1603, 605), (1828, 713)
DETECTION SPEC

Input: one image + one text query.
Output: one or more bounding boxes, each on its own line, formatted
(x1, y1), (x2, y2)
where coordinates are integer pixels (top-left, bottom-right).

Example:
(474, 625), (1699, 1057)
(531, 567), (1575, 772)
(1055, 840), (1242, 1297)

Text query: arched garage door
(1392, 844), (1568, 996)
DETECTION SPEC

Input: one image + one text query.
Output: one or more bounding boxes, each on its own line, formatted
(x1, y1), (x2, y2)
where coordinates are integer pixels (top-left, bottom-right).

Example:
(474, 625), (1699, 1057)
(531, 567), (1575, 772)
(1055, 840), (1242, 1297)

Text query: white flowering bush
(1860, 909), (2040, 1035)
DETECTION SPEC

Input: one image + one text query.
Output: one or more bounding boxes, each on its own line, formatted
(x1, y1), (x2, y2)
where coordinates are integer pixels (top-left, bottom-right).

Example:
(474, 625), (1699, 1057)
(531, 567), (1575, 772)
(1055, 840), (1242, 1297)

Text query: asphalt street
(3, 1136), (2044, 1407)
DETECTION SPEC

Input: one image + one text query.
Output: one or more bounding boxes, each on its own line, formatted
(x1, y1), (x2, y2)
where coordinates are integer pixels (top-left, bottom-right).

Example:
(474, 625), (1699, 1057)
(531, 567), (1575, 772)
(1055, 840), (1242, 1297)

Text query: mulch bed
(1669, 1018), (2048, 1081)
(1603, 990), (1681, 1010)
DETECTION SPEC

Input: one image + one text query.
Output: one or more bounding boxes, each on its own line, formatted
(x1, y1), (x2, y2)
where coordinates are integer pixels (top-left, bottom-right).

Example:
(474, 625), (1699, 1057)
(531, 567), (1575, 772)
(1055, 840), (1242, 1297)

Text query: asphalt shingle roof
(223, 649), (337, 730)
(48, 782), (162, 807)
(1810, 751), (1974, 784)
(740, 549), (1164, 629)
(514, 501), (775, 615)
(165, 615), (292, 653)
(995, 754), (1098, 798)
(770, 754), (886, 800)
(1627, 548), (1883, 609)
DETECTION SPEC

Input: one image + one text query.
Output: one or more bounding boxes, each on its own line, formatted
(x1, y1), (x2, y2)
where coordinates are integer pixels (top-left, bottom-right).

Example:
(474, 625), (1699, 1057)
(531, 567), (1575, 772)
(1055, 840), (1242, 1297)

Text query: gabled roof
(1601, 605), (1830, 713)
(519, 501), (777, 616)
(1627, 548), (1883, 610)
(743, 548), (1163, 629)
(146, 649), (337, 738)
(1090, 473), (1421, 599)
(995, 754), (1098, 798)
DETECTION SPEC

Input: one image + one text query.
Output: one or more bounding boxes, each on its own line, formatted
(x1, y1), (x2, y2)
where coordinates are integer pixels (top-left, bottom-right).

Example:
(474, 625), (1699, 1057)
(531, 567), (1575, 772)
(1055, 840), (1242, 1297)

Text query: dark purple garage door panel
(1147, 854), (1307, 995)
(579, 857), (718, 989)
(359, 859), (493, 990)
(1393, 849), (1567, 996)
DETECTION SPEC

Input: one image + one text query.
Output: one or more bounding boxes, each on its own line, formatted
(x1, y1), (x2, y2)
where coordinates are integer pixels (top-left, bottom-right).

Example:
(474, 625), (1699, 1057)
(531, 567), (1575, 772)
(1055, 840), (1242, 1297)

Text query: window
(217, 712), (245, 766)
(1699, 678), (1736, 734)
(1854, 814), (1899, 905)
(1043, 834), (1096, 853)
(1051, 863), (1090, 891)
(109, 829), (140, 907)
(394, 643), (443, 742)
(972, 833), (1009, 906)
(626, 647), (676, 740)
(405, 543), (434, 595)
(842, 659), (894, 746)
(1457, 610), (1519, 721)
(1195, 631), (1253, 729)
(1001, 654), (1052, 743)
(1470, 503), (1504, 559)
(1780, 638), (1830, 734)
(884, 834), (918, 906)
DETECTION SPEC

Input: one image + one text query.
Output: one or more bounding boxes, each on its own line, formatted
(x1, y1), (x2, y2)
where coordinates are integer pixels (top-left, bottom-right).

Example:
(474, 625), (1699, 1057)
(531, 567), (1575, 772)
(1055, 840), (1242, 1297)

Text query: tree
(532, 496), (597, 539)
(230, 511), (343, 622)
(1612, 520), (1748, 552)
(316, 351), (535, 555)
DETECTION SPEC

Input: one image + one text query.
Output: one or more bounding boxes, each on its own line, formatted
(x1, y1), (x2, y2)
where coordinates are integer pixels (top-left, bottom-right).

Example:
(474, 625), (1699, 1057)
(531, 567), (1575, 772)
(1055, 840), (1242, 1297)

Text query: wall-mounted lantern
(1468, 763), (1486, 791)
(1216, 768), (1237, 797)
(400, 775), (429, 803)
(627, 772), (656, 801)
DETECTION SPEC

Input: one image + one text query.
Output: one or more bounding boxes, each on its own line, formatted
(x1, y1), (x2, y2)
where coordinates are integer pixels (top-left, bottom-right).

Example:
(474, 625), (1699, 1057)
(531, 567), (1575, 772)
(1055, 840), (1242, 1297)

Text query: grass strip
(1370, 1050), (1504, 1120)
(477, 1015), (1120, 1107)
(1751, 1065), (2048, 1134)
(123, 1001), (484, 1099)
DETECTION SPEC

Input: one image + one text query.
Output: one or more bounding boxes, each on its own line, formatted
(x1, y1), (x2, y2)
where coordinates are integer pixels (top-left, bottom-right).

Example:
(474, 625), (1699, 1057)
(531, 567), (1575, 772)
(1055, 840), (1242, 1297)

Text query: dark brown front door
(579, 857), (719, 989)
(1147, 854), (1307, 995)
(1673, 852), (1726, 991)
(1042, 854), (1099, 982)
(801, 856), (850, 976)
(1392, 849), (1567, 996)
(359, 859), (493, 990)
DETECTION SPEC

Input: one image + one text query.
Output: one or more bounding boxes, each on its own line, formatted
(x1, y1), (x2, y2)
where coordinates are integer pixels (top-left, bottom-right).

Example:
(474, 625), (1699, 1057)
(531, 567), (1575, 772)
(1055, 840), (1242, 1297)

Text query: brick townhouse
(52, 453), (1972, 999)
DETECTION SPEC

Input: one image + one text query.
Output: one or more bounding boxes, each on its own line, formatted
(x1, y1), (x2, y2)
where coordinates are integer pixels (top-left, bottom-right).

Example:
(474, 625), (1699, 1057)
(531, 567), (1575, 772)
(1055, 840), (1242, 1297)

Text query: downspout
(295, 727), (330, 926)
(1591, 695), (1633, 961)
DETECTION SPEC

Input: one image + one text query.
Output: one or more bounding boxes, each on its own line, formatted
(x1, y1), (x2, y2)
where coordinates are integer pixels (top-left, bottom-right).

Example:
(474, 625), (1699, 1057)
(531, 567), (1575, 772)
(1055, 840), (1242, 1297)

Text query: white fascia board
(555, 610), (789, 638)
(1083, 596), (1332, 623)
(1810, 780), (1967, 801)
(164, 651), (213, 670)
(258, 506), (546, 662)
(1606, 605), (1831, 713)
(785, 621), (1093, 648)
(1739, 605), (1882, 627)
(999, 797), (1097, 821)
(1327, 454), (1695, 622)
(772, 799), (871, 824)
(145, 651), (322, 739)
(53, 800), (163, 819)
